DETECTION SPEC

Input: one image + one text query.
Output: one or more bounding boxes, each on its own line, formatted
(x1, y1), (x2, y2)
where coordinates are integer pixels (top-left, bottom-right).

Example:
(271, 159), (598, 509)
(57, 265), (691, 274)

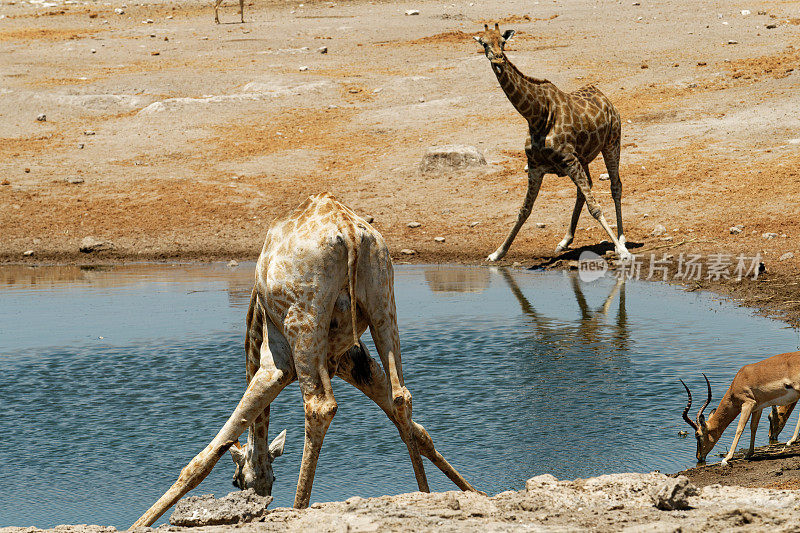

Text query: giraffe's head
(474, 23), (515, 65)
(229, 429), (286, 496)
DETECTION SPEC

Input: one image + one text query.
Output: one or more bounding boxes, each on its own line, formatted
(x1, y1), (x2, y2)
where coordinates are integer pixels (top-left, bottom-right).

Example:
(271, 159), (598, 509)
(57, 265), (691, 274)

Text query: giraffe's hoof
(720, 459), (729, 467)
(617, 249), (632, 262)
(618, 234), (627, 247)
(554, 239), (572, 255)
(486, 251), (504, 262)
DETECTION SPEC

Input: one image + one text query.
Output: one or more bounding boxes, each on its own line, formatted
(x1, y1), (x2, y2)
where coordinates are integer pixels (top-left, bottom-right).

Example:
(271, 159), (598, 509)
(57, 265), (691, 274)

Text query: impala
(680, 351), (800, 466)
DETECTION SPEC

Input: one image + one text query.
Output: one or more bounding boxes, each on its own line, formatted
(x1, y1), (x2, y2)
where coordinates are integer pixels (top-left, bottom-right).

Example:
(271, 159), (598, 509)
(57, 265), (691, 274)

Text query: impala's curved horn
(680, 379), (698, 431)
(697, 373), (712, 424)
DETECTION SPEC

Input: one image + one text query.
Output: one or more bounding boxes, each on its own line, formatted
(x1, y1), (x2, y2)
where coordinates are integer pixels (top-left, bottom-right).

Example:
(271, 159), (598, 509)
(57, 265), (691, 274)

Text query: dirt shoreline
(4, 462), (800, 532)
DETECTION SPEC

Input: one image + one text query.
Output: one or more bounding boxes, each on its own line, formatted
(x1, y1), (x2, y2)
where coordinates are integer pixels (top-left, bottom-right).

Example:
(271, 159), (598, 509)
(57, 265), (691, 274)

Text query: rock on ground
(419, 145), (487, 173)
(169, 489), (273, 526)
(79, 237), (114, 253)
(651, 224), (668, 237)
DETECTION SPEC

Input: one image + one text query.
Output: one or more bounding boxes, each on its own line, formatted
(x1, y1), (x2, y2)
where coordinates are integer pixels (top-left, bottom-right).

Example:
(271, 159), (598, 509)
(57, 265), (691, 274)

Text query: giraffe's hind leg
(336, 342), (479, 493)
(292, 330), (338, 509)
(562, 152), (631, 261)
(602, 142), (625, 247)
(555, 165), (590, 255)
(359, 251), (429, 492)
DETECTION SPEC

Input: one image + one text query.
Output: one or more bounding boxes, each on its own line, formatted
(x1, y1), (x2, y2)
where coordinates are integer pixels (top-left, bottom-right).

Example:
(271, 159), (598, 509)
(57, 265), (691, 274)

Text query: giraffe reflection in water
(499, 269), (629, 353)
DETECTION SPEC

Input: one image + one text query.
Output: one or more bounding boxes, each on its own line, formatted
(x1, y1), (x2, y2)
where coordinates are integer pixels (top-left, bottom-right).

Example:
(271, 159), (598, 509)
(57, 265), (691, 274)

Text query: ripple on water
(0, 264), (797, 528)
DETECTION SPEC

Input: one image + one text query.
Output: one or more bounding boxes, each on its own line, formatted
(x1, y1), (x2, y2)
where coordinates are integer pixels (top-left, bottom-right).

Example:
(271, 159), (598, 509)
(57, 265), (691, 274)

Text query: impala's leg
(773, 401), (797, 443)
(602, 142), (625, 247)
(487, 164), (545, 262)
(562, 152), (631, 261)
(131, 362), (294, 528)
(746, 408), (762, 458)
(213, 0), (222, 23)
(555, 184), (585, 255)
(784, 407), (800, 449)
(769, 406), (781, 443)
(721, 402), (754, 466)
(336, 343), (478, 492)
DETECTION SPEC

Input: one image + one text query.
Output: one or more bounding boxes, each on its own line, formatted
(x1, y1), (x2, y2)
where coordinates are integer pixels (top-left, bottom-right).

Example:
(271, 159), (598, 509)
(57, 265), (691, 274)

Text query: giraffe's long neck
(244, 289), (273, 484)
(491, 55), (554, 135)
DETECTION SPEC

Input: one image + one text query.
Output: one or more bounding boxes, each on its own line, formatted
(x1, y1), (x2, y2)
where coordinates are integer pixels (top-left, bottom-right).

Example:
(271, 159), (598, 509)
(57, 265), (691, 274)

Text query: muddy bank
(5, 470), (800, 532)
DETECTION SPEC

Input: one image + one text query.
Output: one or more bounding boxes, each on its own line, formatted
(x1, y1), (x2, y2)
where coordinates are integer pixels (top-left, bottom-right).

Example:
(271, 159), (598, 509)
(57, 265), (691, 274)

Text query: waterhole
(1, 263), (797, 528)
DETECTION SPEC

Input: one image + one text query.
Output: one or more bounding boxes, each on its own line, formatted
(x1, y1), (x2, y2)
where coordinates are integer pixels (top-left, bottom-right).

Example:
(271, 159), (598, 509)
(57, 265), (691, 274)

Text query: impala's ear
(709, 408), (717, 417)
(229, 441), (245, 464)
(502, 29), (516, 41)
(269, 429), (286, 459)
(698, 413), (706, 428)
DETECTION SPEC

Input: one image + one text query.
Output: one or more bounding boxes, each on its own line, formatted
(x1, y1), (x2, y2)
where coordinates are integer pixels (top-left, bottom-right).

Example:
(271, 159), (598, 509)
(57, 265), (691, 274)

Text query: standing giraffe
(132, 193), (478, 528)
(474, 23), (631, 262)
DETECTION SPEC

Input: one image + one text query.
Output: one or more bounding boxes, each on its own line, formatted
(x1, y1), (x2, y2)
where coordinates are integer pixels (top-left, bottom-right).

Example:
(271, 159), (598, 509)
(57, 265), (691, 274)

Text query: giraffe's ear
(473, 35), (482, 43)
(269, 429), (286, 459)
(502, 29), (516, 42)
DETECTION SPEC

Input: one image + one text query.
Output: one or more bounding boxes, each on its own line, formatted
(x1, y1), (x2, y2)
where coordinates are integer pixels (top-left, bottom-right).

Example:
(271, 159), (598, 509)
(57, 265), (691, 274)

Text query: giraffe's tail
(346, 229), (360, 349)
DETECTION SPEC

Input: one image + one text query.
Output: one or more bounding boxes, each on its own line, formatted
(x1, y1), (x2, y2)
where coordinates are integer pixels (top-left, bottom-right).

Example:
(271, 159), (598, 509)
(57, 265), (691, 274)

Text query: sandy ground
(3, 0), (800, 503)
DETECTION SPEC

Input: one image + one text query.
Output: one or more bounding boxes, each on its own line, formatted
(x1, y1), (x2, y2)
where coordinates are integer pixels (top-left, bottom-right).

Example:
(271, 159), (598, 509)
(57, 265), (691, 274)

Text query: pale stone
(419, 145), (487, 173)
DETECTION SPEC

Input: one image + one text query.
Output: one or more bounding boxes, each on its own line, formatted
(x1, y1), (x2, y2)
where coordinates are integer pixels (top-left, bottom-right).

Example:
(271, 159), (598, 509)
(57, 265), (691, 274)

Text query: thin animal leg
(562, 152), (631, 261)
(487, 166), (545, 261)
(291, 327), (339, 509)
(746, 408), (762, 457)
(214, 0), (223, 23)
(770, 401), (797, 443)
(336, 343), (478, 492)
(721, 402), (754, 466)
(362, 259), (429, 492)
(131, 364), (295, 528)
(233, 291), (295, 494)
(238, 0), (244, 23)
(785, 408), (800, 449)
(555, 185), (585, 254)
(602, 143), (625, 246)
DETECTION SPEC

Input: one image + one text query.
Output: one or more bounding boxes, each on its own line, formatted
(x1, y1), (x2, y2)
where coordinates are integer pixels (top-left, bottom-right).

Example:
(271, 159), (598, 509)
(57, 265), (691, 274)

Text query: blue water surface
(0, 263), (797, 528)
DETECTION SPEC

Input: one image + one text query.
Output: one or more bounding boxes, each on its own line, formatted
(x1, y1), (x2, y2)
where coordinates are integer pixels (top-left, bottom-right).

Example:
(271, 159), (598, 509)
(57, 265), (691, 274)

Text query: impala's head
(768, 404), (793, 444)
(680, 375), (717, 463)
(473, 23), (516, 65)
(230, 429), (286, 495)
